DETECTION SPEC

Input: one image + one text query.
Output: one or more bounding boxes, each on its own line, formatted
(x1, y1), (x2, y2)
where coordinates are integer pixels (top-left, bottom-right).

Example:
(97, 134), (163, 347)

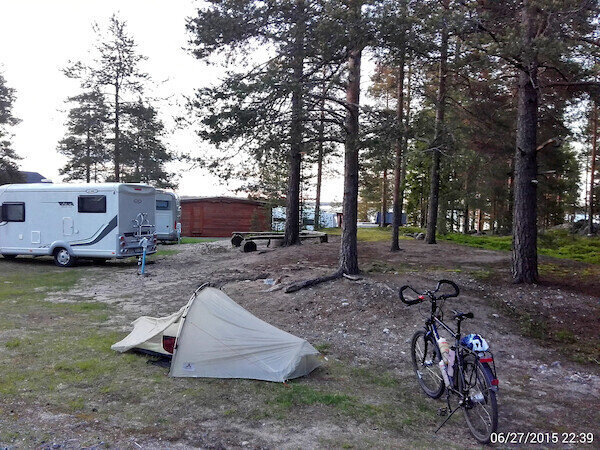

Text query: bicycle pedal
(438, 407), (448, 417)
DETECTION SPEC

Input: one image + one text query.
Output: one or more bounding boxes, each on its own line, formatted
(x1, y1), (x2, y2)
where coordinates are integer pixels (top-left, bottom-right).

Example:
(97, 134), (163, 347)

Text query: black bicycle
(400, 279), (499, 444)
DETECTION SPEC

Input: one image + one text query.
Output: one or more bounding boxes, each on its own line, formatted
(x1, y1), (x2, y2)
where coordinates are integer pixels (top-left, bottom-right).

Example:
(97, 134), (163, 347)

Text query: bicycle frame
(422, 300), (469, 400)
(403, 280), (499, 442)
(423, 303), (498, 403)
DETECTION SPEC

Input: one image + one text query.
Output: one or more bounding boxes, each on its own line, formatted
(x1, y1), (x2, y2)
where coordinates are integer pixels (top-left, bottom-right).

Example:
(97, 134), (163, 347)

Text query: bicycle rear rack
(478, 350), (499, 391)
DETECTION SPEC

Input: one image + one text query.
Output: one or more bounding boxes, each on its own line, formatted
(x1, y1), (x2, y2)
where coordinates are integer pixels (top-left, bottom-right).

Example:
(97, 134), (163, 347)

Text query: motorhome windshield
(156, 200), (170, 210)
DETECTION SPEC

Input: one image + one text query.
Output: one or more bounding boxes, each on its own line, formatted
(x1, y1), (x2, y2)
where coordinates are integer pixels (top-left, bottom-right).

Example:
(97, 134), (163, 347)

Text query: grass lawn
(0, 259), (442, 447)
(1, 232), (597, 446)
(323, 226), (422, 242)
(325, 227), (600, 265)
(180, 237), (222, 244)
(152, 248), (180, 257)
(439, 229), (600, 264)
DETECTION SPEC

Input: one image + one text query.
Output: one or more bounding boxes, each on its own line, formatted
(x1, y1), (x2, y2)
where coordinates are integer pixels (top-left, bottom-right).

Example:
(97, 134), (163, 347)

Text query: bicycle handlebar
(399, 285), (423, 305)
(436, 279), (460, 298)
(399, 279), (460, 305)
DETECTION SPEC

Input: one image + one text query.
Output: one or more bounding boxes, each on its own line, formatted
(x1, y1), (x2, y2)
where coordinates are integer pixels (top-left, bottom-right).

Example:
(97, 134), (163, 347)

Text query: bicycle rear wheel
(411, 330), (445, 398)
(460, 353), (498, 443)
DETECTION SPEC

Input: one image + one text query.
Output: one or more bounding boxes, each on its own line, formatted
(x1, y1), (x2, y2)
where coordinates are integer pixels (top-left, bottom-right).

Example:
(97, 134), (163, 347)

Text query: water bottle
(437, 337), (450, 386)
(438, 360), (450, 386)
(437, 337), (450, 363)
(447, 349), (456, 387)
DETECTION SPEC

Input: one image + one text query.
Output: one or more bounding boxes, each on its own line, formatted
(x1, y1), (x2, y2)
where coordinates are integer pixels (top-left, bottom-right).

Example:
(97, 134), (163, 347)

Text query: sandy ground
(2, 237), (600, 448)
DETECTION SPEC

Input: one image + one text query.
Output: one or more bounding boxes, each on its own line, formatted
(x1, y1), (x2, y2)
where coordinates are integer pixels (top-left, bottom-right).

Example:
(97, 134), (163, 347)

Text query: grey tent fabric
(111, 306), (184, 354)
(112, 287), (322, 382)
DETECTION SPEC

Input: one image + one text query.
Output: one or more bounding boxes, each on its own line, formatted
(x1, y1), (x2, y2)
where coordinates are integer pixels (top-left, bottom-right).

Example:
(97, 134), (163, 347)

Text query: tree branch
(536, 137), (561, 152)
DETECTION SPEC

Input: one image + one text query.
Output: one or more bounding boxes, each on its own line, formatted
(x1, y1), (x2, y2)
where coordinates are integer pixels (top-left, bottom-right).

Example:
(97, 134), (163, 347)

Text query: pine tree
(120, 100), (175, 188)
(188, 1), (305, 245)
(65, 14), (147, 182)
(338, 0), (367, 276)
(463, 0), (600, 282)
(589, 100), (598, 233)
(360, 75), (397, 225)
(371, 0), (418, 249)
(187, 1), (351, 245)
(424, 0), (450, 245)
(58, 88), (110, 183)
(0, 72), (22, 185)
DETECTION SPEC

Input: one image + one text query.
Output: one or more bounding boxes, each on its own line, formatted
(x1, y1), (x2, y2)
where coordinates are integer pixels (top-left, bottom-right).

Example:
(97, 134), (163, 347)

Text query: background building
(180, 197), (271, 237)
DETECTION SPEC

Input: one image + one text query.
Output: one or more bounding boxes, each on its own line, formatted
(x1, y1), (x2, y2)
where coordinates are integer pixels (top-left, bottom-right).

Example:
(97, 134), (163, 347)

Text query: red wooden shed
(180, 197), (271, 237)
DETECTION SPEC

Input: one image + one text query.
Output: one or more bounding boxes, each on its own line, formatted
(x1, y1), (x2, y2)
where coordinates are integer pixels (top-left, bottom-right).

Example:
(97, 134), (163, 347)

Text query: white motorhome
(0, 183), (157, 267)
(155, 190), (180, 243)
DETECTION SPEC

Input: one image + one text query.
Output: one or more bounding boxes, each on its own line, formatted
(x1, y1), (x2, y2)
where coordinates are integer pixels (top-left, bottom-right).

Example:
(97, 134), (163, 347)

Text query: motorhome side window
(1, 202), (25, 222)
(78, 195), (106, 213)
(156, 200), (170, 210)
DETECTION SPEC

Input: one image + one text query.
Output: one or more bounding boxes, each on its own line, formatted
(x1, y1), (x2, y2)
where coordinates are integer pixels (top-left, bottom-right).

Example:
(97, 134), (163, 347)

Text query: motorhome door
(63, 217), (74, 236)
(156, 199), (172, 235)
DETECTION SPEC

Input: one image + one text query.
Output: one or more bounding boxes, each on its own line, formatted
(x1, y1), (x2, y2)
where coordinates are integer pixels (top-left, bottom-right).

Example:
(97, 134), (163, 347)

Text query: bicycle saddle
(452, 310), (474, 320)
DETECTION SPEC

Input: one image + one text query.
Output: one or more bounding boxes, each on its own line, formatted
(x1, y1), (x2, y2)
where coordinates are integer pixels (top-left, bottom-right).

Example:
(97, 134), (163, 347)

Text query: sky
(0, 0), (345, 203)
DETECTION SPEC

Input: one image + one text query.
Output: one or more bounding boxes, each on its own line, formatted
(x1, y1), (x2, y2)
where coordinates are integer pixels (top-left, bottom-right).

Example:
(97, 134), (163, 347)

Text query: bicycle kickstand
(434, 405), (461, 434)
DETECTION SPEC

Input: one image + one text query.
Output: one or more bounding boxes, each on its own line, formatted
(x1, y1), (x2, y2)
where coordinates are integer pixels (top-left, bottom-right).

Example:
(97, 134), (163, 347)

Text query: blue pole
(141, 246), (146, 275)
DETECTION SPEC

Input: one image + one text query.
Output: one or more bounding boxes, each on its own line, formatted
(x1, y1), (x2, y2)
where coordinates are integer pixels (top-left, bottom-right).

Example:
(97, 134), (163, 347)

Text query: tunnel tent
(111, 286), (322, 382)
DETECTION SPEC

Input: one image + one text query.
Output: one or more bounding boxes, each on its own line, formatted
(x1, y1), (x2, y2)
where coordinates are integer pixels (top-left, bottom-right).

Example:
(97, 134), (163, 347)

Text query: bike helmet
(461, 334), (489, 352)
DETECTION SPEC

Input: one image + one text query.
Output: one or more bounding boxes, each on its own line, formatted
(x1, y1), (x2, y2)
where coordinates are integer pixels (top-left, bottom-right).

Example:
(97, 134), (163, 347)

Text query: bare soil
(1, 237), (599, 449)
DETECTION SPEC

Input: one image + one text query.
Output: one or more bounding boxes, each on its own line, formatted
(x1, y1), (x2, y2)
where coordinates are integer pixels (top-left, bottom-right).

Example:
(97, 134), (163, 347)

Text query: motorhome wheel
(54, 248), (76, 267)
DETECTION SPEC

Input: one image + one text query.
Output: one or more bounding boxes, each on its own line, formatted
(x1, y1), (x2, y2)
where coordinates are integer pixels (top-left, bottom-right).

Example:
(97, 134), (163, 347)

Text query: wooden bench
(231, 231), (328, 252)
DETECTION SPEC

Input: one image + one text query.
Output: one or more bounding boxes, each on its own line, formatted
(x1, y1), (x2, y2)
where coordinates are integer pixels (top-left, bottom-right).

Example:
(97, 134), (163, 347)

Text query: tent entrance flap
(110, 304), (187, 354)
(112, 287), (322, 382)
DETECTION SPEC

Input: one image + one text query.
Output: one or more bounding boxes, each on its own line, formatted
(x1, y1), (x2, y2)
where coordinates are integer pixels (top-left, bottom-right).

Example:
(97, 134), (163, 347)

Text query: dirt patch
(1, 237), (599, 448)
(538, 259), (600, 297)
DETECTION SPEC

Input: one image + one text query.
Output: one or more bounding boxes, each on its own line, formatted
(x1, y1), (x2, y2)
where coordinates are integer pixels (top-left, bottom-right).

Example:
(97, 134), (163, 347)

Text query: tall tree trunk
(284, 0), (305, 246)
(589, 101), (597, 234)
(491, 199), (497, 234)
(339, 6), (362, 275)
(400, 64), (411, 218)
(420, 175), (426, 228)
(506, 161), (514, 233)
(425, 12), (449, 244)
(380, 169), (387, 226)
(438, 194), (448, 235)
(314, 89), (326, 231)
(463, 178), (469, 234)
(135, 136), (141, 181)
(512, 2), (539, 283)
(391, 57), (406, 250)
(585, 139), (590, 220)
(85, 113), (91, 183)
(114, 85), (120, 182)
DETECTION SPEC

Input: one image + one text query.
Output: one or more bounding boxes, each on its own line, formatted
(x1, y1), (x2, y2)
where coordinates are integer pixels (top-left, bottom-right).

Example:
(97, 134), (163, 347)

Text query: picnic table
(231, 231), (328, 252)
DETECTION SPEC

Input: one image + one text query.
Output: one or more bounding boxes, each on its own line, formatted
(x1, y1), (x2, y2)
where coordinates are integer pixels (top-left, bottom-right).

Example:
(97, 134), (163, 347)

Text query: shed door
(191, 204), (204, 236)
(63, 217), (74, 236)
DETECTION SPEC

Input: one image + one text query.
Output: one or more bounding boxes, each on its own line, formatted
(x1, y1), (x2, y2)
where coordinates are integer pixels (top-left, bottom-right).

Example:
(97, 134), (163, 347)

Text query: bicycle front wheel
(460, 354), (498, 443)
(411, 330), (445, 398)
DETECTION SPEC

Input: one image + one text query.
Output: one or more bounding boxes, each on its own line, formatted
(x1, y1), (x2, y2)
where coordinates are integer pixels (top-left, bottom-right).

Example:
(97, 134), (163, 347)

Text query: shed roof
(180, 196), (267, 206)
(19, 171), (52, 183)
